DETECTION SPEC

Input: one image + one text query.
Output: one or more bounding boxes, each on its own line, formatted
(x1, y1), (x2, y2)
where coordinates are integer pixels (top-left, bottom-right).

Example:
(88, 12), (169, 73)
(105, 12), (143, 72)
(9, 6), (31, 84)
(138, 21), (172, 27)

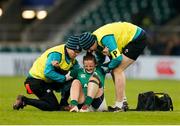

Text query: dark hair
(83, 52), (96, 64)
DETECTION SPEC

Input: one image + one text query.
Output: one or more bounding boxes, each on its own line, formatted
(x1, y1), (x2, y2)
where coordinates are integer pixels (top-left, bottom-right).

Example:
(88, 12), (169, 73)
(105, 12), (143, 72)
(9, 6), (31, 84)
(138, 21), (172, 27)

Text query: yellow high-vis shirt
(29, 44), (74, 82)
(93, 22), (138, 53)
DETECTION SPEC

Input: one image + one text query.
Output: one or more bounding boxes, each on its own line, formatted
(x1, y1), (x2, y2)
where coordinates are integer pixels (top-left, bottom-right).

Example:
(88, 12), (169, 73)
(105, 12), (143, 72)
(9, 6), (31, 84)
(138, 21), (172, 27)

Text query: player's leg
(91, 90), (108, 112)
(87, 77), (99, 98)
(80, 74), (101, 112)
(70, 79), (85, 112)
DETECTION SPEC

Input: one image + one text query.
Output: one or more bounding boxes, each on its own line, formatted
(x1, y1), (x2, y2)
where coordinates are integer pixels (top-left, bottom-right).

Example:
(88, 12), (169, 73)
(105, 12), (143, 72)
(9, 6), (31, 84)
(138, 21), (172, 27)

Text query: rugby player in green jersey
(69, 52), (108, 112)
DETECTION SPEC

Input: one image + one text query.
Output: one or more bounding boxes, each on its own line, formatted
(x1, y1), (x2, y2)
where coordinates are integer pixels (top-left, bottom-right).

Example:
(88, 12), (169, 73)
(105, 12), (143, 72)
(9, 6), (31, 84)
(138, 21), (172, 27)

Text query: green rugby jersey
(71, 66), (106, 95)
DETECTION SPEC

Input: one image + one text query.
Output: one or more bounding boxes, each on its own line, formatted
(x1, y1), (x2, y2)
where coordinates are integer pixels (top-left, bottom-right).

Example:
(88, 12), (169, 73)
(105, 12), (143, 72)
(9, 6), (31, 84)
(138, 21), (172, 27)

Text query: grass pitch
(0, 76), (180, 125)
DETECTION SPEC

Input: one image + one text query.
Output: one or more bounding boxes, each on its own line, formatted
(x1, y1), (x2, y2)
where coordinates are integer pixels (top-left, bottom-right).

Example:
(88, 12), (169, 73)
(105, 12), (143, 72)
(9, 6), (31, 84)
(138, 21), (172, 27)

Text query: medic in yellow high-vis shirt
(79, 21), (147, 112)
(13, 35), (82, 111)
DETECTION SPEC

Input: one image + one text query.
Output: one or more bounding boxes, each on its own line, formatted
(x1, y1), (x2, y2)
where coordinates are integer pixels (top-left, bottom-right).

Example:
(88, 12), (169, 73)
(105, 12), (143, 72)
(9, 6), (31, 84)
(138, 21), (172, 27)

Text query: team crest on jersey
(84, 83), (88, 88)
(94, 72), (98, 75)
(80, 74), (86, 78)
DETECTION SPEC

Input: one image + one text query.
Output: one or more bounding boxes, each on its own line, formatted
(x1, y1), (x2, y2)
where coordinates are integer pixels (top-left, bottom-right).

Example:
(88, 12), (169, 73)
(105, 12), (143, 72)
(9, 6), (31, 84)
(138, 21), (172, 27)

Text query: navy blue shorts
(122, 30), (147, 60)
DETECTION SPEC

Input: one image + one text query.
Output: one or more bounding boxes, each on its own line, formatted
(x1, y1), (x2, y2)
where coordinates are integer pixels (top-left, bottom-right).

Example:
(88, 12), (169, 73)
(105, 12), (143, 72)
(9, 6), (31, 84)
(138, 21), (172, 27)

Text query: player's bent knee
(89, 74), (100, 84)
(72, 79), (81, 86)
(89, 79), (100, 87)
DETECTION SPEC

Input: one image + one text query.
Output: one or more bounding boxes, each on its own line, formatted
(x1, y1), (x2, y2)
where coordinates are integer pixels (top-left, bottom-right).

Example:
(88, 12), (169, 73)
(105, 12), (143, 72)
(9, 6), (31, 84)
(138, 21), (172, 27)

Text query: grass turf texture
(0, 76), (180, 125)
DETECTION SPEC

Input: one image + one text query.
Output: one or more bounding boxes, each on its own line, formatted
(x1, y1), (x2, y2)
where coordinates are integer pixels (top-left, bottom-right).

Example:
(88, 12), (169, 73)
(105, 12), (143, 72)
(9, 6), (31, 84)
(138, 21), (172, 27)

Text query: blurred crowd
(149, 33), (180, 56)
(0, 30), (180, 56)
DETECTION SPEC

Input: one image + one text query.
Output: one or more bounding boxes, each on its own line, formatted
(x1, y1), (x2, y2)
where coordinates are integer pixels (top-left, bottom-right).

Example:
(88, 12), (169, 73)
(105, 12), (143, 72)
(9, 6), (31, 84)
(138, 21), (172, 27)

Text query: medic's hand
(65, 71), (73, 81)
(51, 61), (59, 68)
(102, 47), (110, 56)
(101, 66), (111, 73)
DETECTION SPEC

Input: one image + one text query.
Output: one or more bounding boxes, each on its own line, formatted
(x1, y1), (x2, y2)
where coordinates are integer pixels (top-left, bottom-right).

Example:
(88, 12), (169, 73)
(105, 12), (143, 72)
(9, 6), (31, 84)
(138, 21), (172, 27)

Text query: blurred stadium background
(0, 0), (180, 124)
(0, 0), (180, 79)
(0, 0), (179, 53)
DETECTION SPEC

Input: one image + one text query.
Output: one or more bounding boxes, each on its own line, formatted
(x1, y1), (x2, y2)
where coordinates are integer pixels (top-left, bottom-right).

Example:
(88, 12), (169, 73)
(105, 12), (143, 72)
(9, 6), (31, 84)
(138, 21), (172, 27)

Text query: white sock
(115, 101), (123, 108)
(114, 97), (128, 108)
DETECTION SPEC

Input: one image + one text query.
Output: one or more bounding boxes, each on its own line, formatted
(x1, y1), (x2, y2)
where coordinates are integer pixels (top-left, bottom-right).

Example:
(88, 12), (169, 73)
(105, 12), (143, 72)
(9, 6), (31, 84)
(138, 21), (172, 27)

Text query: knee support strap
(89, 80), (101, 88)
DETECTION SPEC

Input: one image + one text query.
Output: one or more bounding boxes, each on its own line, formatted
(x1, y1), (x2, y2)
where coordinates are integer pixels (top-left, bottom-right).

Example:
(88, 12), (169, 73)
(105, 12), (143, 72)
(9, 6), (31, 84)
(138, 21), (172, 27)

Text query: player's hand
(65, 71), (73, 81)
